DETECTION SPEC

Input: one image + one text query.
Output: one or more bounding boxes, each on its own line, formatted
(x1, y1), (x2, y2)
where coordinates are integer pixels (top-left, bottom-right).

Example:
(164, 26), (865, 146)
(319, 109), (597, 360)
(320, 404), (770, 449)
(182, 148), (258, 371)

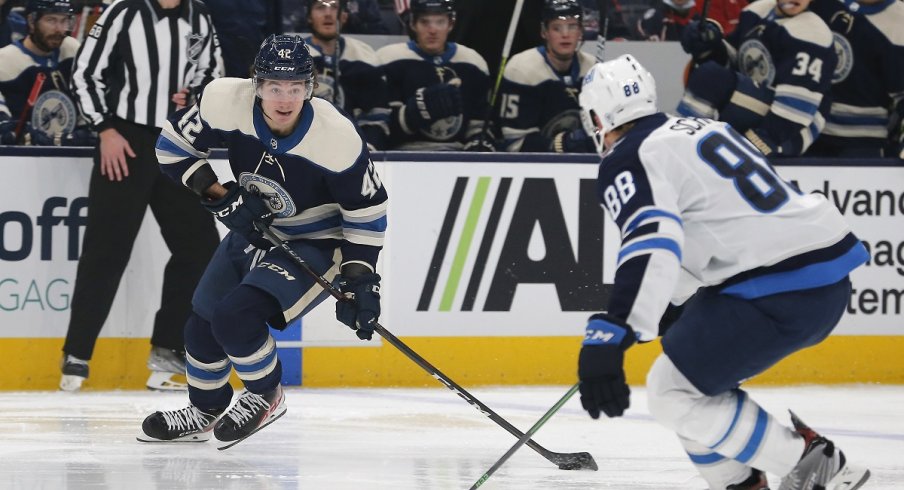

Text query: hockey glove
(202, 181), (274, 249)
(402, 83), (463, 133)
(0, 115), (17, 145)
(26, 127), (98, 147)
(463, 133), (497, 152)
(552, 128), (596, 153)
(744, 128), (780, 156)
(680, 19), (723, 58)
(578, 313), (637, 419)
(335, 272), (381, 340)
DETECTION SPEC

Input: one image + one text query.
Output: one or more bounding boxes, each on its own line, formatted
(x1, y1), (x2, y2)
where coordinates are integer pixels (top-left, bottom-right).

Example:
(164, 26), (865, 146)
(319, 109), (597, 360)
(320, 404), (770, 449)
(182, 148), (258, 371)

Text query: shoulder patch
(289, 98), (363, 173)
(450, 44), (489, 74)
(780, 12), (833, 47)
(376, 42), (420, 65)
(198, 78), (256, 134)
(342, 37), (380, 66)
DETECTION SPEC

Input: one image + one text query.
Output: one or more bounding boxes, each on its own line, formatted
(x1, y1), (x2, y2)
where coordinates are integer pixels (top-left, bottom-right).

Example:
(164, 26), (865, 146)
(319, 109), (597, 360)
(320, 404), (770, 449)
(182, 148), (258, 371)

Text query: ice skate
(727, 469), (769, 490)
(214, 385), (286, 450)
(777, 412), (870, 490)
(59, 354), (89, 391)
(137, 405), (222, 443)
(146, 346), (188, 391)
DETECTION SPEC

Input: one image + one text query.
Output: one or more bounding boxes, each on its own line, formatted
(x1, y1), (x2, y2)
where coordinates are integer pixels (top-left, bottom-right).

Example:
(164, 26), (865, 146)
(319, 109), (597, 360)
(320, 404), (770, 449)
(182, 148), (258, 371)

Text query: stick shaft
(256, 225), (596, 470)
(471, 384), (581, 489)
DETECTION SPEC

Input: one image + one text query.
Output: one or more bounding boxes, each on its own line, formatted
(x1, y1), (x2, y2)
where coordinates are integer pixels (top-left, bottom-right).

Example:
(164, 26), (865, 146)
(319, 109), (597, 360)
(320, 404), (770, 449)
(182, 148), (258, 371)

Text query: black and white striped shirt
(71, 0), (221, 131)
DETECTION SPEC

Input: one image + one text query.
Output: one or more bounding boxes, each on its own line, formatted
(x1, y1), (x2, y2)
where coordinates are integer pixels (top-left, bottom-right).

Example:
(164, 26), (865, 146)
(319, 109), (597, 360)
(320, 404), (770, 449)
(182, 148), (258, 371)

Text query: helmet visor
(254, 78), (313, 102)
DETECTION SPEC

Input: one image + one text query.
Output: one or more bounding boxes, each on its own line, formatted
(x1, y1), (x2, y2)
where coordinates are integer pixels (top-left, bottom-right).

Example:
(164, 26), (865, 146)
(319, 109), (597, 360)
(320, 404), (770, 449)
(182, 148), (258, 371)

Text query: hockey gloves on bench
(552, 128), (595, 153)
(336, 272), (381, 341)
(203, 181), (274, 249)
(578, 313), (637, 419)
(402, 83), (462, 133)
(680, 19), (723, 58)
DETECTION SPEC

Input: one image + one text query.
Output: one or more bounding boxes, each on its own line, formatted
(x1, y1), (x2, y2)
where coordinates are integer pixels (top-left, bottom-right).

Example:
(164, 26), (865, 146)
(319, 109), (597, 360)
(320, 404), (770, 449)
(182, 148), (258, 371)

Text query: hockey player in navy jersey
(138, 35), (388, 446)
(807, 0), (904, 158)
(497, 0), (597, 153)
(304, 0), (391, 150)
(577, 56), (870, 490)
(376, 0), (493, 151)
(0, 0), (94, 146)
(677, 0), (835, 156)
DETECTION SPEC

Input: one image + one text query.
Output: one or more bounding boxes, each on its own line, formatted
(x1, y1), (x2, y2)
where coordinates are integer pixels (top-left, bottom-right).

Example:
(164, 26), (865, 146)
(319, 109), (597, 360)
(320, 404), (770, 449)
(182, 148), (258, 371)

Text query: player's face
(775, 0), (811, 17)
(411, 14), (453, 55)
(31, 13), (72, 52)
(258, 79), (308, 135)
(542, 18), (582, 61)
(309, 0), (347, 41)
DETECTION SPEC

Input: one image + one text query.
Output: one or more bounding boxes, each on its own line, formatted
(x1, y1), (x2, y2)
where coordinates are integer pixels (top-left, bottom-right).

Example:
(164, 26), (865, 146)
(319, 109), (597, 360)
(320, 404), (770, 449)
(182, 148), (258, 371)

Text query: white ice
(1, 386), (902, 489)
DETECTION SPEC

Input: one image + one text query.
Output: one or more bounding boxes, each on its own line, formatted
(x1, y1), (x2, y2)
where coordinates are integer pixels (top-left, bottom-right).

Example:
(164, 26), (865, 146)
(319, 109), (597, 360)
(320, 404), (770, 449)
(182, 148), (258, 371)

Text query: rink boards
(0, 150), (902, 389)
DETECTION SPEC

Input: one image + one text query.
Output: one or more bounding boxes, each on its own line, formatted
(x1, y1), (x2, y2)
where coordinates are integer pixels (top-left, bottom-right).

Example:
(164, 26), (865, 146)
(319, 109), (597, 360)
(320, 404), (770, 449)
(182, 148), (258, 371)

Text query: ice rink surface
(0, 385), (901, 490)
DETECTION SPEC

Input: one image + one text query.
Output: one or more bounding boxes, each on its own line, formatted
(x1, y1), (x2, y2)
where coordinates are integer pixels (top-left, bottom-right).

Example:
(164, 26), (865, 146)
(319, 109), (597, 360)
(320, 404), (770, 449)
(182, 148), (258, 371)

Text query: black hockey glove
(202, 181), (274, 249)
(26, 126), (98, 147)
(403, 83), (462, 132)
(463, 133), (497, 152)
(680, 19), (723, 58)
(578, 313), (637, 419)
(0, 116), (16, 145)
(552, 128), (596, 153)
(744, 128), (781, 156)
(335, 271), (381, 341)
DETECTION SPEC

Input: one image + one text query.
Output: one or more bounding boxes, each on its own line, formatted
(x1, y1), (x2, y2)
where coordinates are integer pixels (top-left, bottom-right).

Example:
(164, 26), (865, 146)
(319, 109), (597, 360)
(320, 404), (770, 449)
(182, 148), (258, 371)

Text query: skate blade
(827, 465), (870, 490)
(146, 372), (188, 391)
(59, 374), (85, 392)
(216, 408), (287, 451)
(136, 430), (212, 443)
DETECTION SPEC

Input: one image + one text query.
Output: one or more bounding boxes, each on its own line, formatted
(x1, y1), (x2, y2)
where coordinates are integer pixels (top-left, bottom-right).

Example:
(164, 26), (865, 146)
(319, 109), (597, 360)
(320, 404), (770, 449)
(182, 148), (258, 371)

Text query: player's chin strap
(254, 222), (598, 472)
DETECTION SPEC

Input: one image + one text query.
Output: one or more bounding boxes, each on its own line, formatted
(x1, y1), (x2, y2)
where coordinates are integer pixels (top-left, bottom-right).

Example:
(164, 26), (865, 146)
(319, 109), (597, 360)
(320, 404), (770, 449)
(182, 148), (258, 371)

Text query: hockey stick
(477, 0), (526, 143)
(595, 0), (609, 63)
(15, 72), (46, 142)
(256, 223), (598, 471)
(470, 383), (581, 489)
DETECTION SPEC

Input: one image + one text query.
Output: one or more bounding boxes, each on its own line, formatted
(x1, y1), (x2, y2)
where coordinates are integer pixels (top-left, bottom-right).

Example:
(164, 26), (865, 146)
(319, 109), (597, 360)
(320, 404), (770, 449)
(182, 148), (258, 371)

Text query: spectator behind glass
(497, 0), (597, 153)
(202, 0), (281, 78)
(0, 0), (96, 146)
(63, 0), (221, 392)
(807, 0), (904, 158)
(677, 0), (836, 156)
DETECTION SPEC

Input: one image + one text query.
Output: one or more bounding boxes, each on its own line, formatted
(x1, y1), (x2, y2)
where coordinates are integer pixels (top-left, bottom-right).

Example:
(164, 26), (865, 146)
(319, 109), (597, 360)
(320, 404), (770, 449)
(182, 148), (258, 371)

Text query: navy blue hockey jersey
(376, 41), (490, 150)
(711, 0), (837, 155)
(305, 35), (391, 150)
(809, 0), (904, 151)
(497, 47), (596, 152)
(156, 77), (388, 269)
(0, 37), (81, 134)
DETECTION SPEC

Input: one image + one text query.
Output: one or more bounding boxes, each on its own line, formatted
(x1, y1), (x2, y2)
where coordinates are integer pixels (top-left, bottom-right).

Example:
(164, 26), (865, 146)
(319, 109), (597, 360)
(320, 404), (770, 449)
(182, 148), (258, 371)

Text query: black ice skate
(777, 411), (870, 490)
(727, 469), (769, 490)
(137, 405), (222, 443)
(214, 385), (286, 450)
(59, 354), (89, 392)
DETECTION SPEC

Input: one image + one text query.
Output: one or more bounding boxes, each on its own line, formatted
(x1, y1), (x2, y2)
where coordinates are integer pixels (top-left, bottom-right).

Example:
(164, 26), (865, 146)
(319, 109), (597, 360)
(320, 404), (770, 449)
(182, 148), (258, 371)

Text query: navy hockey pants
(184, 232), (340, 410)
(661, 277), (851, 396)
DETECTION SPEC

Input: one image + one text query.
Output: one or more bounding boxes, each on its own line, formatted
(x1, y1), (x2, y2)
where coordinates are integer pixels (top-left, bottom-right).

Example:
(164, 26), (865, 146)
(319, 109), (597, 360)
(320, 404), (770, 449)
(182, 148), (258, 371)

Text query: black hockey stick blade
(471, 384), (582, 489)
(256, 224), (598, 471)
(217, 409), (287, 451)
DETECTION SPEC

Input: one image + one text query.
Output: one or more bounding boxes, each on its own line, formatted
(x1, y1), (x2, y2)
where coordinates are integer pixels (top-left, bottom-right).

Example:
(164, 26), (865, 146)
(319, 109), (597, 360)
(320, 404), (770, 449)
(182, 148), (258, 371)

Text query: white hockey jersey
(599, 113), (868, 341)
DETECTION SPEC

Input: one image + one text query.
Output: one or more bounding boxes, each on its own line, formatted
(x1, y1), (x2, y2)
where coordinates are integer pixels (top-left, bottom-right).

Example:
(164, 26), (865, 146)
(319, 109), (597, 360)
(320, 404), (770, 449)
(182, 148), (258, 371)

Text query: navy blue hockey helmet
(253, 34), (315, 101)
(542, 0), (583, 25)
(26, 0), (73, 19)
(410, 0), (456, 21)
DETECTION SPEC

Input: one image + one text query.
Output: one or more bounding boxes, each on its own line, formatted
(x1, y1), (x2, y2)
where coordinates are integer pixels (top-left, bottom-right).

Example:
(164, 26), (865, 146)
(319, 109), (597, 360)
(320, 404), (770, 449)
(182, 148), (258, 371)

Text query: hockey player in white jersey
(577, 55), (870, 490)
(138, 35), (387, 448)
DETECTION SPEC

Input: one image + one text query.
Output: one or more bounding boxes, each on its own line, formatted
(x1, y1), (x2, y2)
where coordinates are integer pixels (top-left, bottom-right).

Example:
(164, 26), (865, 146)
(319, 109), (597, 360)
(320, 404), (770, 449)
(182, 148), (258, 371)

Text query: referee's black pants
(62, 118), (220, 360)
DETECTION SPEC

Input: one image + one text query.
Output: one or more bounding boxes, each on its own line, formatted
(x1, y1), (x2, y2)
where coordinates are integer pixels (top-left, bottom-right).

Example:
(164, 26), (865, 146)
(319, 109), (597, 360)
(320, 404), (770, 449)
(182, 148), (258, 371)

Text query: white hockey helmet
(579, 54), (658, 153)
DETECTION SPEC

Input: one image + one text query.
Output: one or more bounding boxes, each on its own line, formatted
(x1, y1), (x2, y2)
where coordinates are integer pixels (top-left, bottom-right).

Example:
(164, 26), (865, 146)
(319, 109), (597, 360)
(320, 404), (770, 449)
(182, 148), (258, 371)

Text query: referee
(62, 0), (221, 392)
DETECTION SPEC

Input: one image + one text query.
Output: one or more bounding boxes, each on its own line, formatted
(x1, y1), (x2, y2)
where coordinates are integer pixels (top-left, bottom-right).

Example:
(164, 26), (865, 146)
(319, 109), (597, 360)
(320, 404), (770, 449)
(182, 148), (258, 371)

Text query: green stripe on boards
(440, 177), (491, 311)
